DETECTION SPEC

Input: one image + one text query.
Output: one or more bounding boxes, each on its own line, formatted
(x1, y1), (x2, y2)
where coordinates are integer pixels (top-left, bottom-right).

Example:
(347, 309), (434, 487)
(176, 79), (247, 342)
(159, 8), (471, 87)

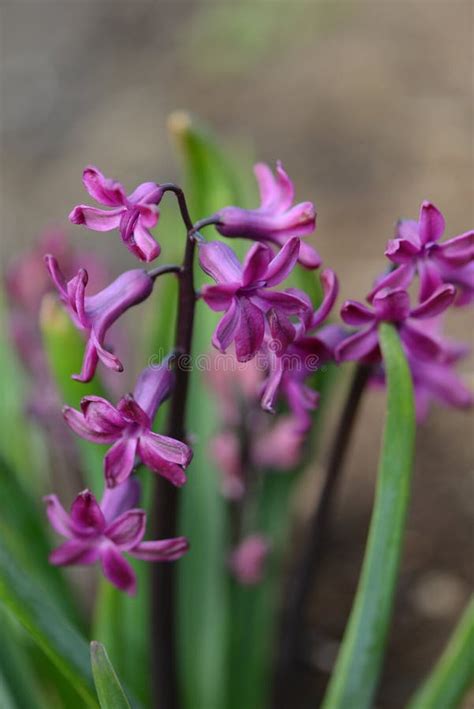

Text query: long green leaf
(0, 540), (97, 707)
(90, 642), (131, 709)
(408, 597), (474, 709)
(322, 322), (416, 708)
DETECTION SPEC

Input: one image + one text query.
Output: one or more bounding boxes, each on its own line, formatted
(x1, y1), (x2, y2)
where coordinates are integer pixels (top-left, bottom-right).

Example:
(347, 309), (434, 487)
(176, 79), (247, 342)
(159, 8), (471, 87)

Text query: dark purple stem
(273, 363), (370, 701)
(148, 264), (182, 281)
(151, 184), (197, 709)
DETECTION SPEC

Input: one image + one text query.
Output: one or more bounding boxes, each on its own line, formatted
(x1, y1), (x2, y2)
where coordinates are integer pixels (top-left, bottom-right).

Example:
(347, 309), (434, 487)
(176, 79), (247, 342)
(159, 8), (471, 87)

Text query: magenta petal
(297, 240), (321, 269)
(335, 325), (379, 362)
(310, 269), (339, 329)
(212, 299), (241, 352)
(274, 162), (295, 211)
(69, 205), (124, 231)
(234, 297), (265, 361)
(72, 338), (100, 383)
(268, 309), (296, 354)
(385, 238), (421, 264)
(256, 289), (308, 315)
(44, 495), (74, 538)
(418, 258), (444, 301)
(130, 537), (189, 562)
(137, 437), (187, 487)
(128, 181), (163, 205)
(242, 243), (273, 286)
(373, 289), (411, 322)
(410, 285), (456, 319)
(400, 321), (443, 361)
(199, 241), (242, 284)
(105, 438), (138, 488)
(126, 220), (161, 263)
(71, 490), (106, 532)
(44, 255), (68, 300)
(254, 163), (280, 209)
(260, 358), (283, 413)
(82, 166), (126, 206)
(105, 510), (146, 550)
(436, 231), (474, 266)
(264, 236), (300, 286)
(395, 219), (421, 245)
(63, 405), (120, 444)
(418, 201), (445, 245)
(340, 300), (374, 326)
(50, 540), (99, 566)
(100, 544), (136, 595)
(117, 395), (150, 428)
(140, 431), (192, 466)
(133, 365), (174, 421)
(367, 263), (416, 302)
(81, 396), (127, 434)
(101, 478), (141, 525)
(201, 283), (239, 312)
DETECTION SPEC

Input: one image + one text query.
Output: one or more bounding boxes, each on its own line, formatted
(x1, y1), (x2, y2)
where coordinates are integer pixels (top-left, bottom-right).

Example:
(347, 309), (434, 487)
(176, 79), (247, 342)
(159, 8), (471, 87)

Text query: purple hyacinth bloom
(229, 534), (270, 586)
(45, 255), (154, 382)
(44, 479), (189, 595)
(69, 166), (163, 262)
(369, 201), (473, 302)
(63, 365), (193, 488)
(336, 284), (456, 364)
(199, 237), (310, 362)
(214, 162), (320, 269)
(261, 269), (342, 431)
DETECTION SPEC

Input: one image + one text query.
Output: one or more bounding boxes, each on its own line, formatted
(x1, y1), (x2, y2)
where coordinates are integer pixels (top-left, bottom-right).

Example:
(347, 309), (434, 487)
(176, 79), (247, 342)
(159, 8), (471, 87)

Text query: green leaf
(90, 642), (131, 709)
(40, 294), (108, 490)
(322, 322), (416, 709)
(408, 597), (474, 709)
(0, 609), (42, 709)
(0, 540), (97, 707)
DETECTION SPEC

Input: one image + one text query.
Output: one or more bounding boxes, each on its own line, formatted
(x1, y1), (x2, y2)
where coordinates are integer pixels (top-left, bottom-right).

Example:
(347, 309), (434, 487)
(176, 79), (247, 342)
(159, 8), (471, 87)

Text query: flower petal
(105, 510), (146, 550)
(242, 243), (272, 286)
(71, 337), (100, 383)
(264, 236), (300, 286)
(130, 537), (189, 562)
(117, 395), (151, 428)
(101, 478), (141, 525)
(340, 300), (375, 326)
(44, 495), (74, 538)
(418, 201), (445, 245)
(410, 284), (456, 319)
(254, 162), (280, 209)
(335, 325), (379, 362)
(367, 263), (416, 302)
(63, 405), (120, 444)
(82, 166), (126, 206)
(69, 205), (124, 231)
(373, 288), (411, 322)
(123, 218), (161, 263)
(436, 231), (474, 266)
(395, 219), (421, 245)
(70, 490), (106, 532)
(400, 321), (444, 361)
(212, 298), (241, 352)
(44, 254), (68, 300)
(128, 181), (163, 205)
(199, 241), (242, 284)
(133, 365), (174, 421)
(137, 436), (188, 487)
(80, 396), (127, 434)
(201, 283), (239, 312)
(234, 297), (265, 361)
(310, 269), (339, 329)
(105, 438), (138, 488)
(50, 540), (99, 566)
(260, 356), (283, 413)
(268, 308), (296, 354)
(297, 240), (321, 269)
(385, 238), (421, 264)
(100, 544), (136, 595)
(418, 258), (444, 301)
(139, 431), (192, 466)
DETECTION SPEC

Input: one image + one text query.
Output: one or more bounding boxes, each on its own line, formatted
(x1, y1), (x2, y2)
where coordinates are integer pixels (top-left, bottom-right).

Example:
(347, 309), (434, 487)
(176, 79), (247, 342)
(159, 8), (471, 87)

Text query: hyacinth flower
(63, 365), (193, 488)
(199, 236), (310, 361)
(45, 255), (154, 382)
(229, 534), (270, 586)
(261, 269), (342, 430)
(69, 166), (163, 262)
(213, 161), (320, 269)
(336, 284), (456, 364)
(44, 479), (188, 595)
(369, 201), (474, 302)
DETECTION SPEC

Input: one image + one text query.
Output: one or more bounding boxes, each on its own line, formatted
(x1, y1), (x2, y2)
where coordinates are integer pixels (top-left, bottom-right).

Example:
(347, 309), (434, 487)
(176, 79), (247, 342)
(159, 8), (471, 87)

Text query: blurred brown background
(1, 1), (473, 707)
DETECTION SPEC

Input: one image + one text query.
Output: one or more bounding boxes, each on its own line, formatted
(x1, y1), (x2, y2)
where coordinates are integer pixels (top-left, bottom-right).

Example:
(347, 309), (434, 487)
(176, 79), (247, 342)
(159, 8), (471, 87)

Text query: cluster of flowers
(8, 161), (472, 593)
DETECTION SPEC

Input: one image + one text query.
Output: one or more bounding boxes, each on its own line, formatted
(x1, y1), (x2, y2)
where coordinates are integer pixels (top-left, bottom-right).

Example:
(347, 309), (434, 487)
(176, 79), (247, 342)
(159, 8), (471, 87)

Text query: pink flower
(214, 162), (319, 268)
(229, 534), (270, 586)
(199, 237), (309, 362)
(336, 285), (456, 364)
(69, 166), (163, 262)
(44, 480), (188, 595)
(369, 201), (473, 303)
(63, 365), (193, 488)
(45, 255), (154, 382)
